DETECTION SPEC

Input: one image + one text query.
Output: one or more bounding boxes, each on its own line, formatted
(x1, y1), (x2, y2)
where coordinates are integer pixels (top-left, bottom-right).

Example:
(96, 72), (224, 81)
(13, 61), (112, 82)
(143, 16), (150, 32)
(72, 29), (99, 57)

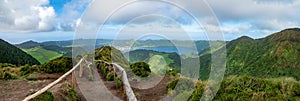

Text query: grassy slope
(148, 55), (171, 75)
(22, 46), (62, 64)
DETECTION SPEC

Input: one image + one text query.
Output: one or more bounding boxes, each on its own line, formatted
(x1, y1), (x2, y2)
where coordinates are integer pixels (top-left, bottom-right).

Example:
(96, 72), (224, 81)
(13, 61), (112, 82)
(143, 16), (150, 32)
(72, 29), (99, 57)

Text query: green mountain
(199, 28), (300, 80)
(94, 46), (129, 68)
(0, 39), (40, 66)
(15, 40), (40, 49)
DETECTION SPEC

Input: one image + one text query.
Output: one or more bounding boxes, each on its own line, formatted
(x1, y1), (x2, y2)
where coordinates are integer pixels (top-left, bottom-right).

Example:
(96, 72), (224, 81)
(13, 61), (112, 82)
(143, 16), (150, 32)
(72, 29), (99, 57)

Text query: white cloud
(0, 0), (56, 32)
(59, 0), (91, 31)
(1, 0), (299, 40)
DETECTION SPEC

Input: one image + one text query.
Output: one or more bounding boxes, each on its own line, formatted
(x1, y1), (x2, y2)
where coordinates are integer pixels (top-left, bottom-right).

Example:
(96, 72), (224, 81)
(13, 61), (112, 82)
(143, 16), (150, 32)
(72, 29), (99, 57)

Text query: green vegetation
(22, 46), (62, 64)
(167, 77), (195, 93)
(95, 46), (129, 68)
(1, 71), (17, 80)
(126, 49), (181, 73)
(0, 63), (16, 68)
(60, 82), (77, 101)
(94, 46), (126, 88)
(0, 56), (72, 80)
(29, 82), (77, 101)
(189, 76), (300, 100)
(20, 64), (40, 76)
(115, 77), (122, 88)
(106, 72), (115, 81)
(40, 56), (72, 73)
(0, 66), (20, 80)
(199, 28), (300, 80)
(30, 91), (54, 101)
(0, 39), (40, 66)
(147, 55), (169, 75)
(130, 62), (151, 77)
(0, 63), (40, 80)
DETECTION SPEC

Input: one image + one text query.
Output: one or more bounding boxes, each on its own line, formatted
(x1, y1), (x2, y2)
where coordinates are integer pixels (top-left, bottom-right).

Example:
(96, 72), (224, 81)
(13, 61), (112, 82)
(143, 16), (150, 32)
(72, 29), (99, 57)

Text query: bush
(0, 67), (18, 80)
(174, 91), (193, 101)
(30, 91), (54, 101)
(167, 78), (179, 90)
(0, 63), (16, 68)
(167, 78), (195, 93)
(106, 72), (114, 81)
(98, 63), (109, 76)
(41, 56), (72, 73)
(2, 72), (17, 80)
(115, 77), (122, 88)
(130, 62), (151, 77)
(20, 64), (40, 76)
(62, 82), (77, 101)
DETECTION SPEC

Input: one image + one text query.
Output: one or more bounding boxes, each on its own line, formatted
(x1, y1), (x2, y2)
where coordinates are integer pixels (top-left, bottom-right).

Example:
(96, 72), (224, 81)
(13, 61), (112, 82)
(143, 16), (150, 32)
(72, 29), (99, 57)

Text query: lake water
(132, 46), (197, 54)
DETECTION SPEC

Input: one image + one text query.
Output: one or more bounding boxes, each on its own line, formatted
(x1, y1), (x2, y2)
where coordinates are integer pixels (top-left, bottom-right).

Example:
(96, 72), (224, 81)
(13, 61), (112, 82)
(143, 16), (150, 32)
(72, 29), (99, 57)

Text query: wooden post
(113, 65), (115, 80)
(79, 62), (83, 77)
(71, 71), (76, 87)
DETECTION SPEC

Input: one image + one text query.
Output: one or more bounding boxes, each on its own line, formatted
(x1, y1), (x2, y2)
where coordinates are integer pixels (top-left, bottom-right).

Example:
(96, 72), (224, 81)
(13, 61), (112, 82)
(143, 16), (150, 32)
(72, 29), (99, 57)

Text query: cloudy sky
(0, 0), (299, 43)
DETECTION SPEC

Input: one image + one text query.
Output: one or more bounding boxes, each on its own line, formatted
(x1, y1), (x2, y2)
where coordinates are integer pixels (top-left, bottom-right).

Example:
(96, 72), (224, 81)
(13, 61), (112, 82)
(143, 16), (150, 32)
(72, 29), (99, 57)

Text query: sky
(0, 0), (299, 44)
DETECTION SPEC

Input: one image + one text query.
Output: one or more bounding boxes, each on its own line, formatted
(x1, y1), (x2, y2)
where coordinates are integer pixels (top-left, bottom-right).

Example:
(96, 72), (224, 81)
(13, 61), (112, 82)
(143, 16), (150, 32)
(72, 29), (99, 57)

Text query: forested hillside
(199, 28), (300, 80)
(0, 39), (40, 66)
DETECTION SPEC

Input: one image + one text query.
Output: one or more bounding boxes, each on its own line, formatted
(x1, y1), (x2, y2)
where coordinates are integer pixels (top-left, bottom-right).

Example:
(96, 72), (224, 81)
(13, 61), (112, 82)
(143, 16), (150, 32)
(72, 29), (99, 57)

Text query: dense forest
(0, 39), (40, 66)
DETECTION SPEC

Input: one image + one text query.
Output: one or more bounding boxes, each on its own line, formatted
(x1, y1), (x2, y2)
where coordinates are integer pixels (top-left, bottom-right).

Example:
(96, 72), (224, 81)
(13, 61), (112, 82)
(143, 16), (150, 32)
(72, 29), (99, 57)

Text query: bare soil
(0, 79), (54, 101)
(0, 73), (85, 101)
(132, 76), (173, 101)
(97, 66), (174, 101)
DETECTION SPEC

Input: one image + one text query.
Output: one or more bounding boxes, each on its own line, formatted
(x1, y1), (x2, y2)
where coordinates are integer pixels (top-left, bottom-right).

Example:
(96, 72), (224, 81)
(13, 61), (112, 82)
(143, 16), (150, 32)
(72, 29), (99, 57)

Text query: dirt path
(129, 74), (164, 89)
(131, 76), (173, 101)
(75, 65), (121, 101)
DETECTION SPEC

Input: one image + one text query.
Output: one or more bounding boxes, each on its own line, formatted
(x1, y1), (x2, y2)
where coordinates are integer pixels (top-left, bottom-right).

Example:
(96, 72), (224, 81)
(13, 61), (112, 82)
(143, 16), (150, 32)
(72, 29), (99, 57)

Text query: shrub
(166, 70), (177, 76)
(167, 78), (195, 93)
(130, 62), (151, 77)
(41, 56), (72, 73)
(174, 91), (193, 101)
(20, 64), (40, 76)
(30, 91), (54, 101)
(0, 63), (16, 68)
(167, 78), (179, 90)
(115, 77), (122, 88)
(2, 72), (17, 80)
(62, 82), (77, 101)
(106, 72), (114, 81)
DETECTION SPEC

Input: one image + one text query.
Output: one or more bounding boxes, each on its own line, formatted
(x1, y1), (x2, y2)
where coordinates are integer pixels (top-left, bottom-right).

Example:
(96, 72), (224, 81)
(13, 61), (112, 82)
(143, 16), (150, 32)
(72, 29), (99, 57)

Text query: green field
(22, 46), (62, 64)
(148, 55), (170, 75)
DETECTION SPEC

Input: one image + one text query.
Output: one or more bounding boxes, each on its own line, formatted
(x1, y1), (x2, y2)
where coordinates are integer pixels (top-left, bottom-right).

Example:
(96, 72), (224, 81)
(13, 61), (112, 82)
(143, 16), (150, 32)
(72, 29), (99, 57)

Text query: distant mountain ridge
(264, 28), (300, 42)
(15, 40), (40, 49)
(0, 39), (40, 65)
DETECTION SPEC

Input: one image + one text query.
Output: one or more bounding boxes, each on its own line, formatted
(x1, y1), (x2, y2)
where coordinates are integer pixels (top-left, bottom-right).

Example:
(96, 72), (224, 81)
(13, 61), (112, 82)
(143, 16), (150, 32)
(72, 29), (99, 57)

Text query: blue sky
(0, 0), (299, 43)
(49, 0), (72, 16)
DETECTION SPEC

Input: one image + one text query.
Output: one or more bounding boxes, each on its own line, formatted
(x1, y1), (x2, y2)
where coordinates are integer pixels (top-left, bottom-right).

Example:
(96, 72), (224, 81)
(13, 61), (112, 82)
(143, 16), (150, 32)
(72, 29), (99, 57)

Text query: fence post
(72, 71), (76, 87)
(79, 62), (83, 77)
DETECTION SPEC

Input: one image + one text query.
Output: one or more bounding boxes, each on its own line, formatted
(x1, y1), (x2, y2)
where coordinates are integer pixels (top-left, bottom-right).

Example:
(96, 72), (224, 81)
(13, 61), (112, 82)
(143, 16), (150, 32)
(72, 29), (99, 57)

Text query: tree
(130, 62), (151, 77)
